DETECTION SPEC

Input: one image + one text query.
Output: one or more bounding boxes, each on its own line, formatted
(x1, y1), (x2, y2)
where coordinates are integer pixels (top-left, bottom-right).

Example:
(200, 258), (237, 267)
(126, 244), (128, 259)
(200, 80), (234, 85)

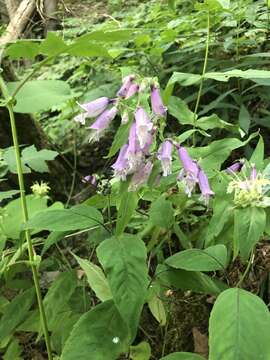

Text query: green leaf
(157, 265), (227, 296)
(0, 190), (20, 202)
(6, 80), (72, 113)
(148, 285), (167, 326)
(97, 234), (148, 340)
(115, 184), (139, 235)
(78, 29), (133, 42)
(3, 338), (22, 360)
(209, 288), (270, 360)
(233, 207), (266, 260)
(249, 136), (264, 170)
(238, 105), (250, 134)
(161, 353), (205, 360)
(0, 287), (35, 343)
(6, 41), (40, 59)
(130, 342), (151, 360)
(61, 300), (129, 360)
(149, 197), (174, 229)
(165, 245), (227, 271)
(44, 271), (77, 329)
(73, 254), (112, 302)
(168, 96), (194, 125)
(106, 121), (131, 158)
(67, 43), (110, 57)
(41, 231), (69, 255)
(39, 32), (67, 56)
(25, 204), (103, 232)
(196, 114), (233, 131)
(20, 145), (58, 173)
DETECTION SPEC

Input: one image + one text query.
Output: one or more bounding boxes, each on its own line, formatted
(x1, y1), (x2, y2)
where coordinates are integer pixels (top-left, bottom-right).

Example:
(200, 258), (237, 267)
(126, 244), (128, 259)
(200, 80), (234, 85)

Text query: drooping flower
(111, 144), (129, 180)
(158, 140), (173, 176)
(89, 106), (118, 142)
(128, 161), (153, 191)
(82, 174), (97, 187)
(151, 86), (167, 117)
(142, 130), (155, 155)
(76, 97), (110, 123)
(226, 160), (244, 174)
(117, 75), (135, 98)
(125, 84), (139, 99)
(177, 146), (199, 197)
(198, 167), (214, 204)
(135, 107), (153, 148)
(126, 122), (143, 171)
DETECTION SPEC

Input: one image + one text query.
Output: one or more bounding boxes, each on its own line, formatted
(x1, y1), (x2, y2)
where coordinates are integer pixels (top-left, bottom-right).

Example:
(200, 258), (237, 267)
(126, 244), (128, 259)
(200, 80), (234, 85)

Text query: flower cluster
(75, 74), (214, 202)
(226, 162), (270, 207)
(31, 181), (50, 197)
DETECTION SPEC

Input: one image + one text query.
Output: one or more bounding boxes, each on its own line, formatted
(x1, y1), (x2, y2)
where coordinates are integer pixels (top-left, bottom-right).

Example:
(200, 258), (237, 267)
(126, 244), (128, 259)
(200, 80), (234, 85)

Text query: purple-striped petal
(198, 168), (214, 204)
(135, 107), (153, 148)
(89, 106), (118, 141)
(151, 86), (167, 117)
(158, 140), (173, 176)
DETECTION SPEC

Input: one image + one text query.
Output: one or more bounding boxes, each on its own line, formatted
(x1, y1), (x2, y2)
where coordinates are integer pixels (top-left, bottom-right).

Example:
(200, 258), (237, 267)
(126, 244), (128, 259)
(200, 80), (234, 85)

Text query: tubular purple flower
(198, 168), (214, 204)
(151, 86), (167, 117)
(78, 97), (110, 118)
(142, 131), (154, 155)
(112, 144), (129, 180)
(158, 140), (173, 176)
(126, 122), (143, 171)
(128, 161), (153, 191)
(135, 107), (153, 148)
(117, 75), (135, 98)
(250, 164), (257, 181)
(177, 146), (199, 197)
(89, 106), (118, 141)
(125, 84), (139, 99)
(226, 160), (244, 174)
(82, 174), (97, 187)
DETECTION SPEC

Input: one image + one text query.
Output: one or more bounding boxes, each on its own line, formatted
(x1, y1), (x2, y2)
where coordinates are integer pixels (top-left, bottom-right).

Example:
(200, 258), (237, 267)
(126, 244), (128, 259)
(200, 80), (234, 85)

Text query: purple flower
(151, 86), (167, 117)
(250, 164), (257, 180)
(158, 140), (173, 176)
(142, 130), (154, 155)
(125, 84), (139, 99)
(135, 107), (153, 148)
(89, 106), (118, 141)
(129, 161), (153, 191)
(177, 146), (199, 197)
(111, 144), (129, 180)
(126, 122), (143, 171)
(226, 160), (244, 174)
(117, 75), (135, 98)
(77, 97), (109, 118)
(82, 174), (97, 187)
(198, 168), (214, 204)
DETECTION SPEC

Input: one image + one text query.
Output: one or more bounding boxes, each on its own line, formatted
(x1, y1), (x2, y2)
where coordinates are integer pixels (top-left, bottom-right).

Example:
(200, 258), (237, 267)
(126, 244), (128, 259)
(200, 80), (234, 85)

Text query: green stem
(193, 11), (210, 146)
(0, 77), (53, 360)
(236, 251), (254, 288)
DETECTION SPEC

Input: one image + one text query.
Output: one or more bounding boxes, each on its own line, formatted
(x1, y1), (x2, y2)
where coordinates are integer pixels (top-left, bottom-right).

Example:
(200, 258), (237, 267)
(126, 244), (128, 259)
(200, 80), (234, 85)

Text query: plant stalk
(193, 10), (210, 146)
(0, 76), (53, 360)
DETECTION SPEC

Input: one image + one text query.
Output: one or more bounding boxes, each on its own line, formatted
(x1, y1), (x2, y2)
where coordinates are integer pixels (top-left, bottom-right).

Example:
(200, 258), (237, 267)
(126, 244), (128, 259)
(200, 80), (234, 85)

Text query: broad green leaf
(148, 291), (167, 326)
(196, 114), (233, 131)
(41, 231), (69, 255)
(161, 353), (205, 360)
(116, 183), (139, 235)
(39, 32), (67, 56)
(238, 105), (250, 134)
(0, 190), (20, 202)
(165, 245), (227, 271)
(67, 43), (110, 57)
(25, 204), (103, 232)
(6, 41), (40, 59)
(3, 338), (22, 360)
(149, 197), (174, 229)
(6, 80), (72, 113)
(20, 145), (58, 173)
(168, 96), (194, 125)
(157, 265), (227, 296)
(73, 254), (112, 302)
(78, 29), (133, 42)
(130, 342), (151, 360)
(0, 287), (35, 343)
(1, 195), (49, 239)
(209, 288), (270, 360)
(249, 136), (264, 170)
(61, 300), (129, 360)
(44, 271), (77, 329)
(234, 207), (266, 260)
(97, 234), (148, 340)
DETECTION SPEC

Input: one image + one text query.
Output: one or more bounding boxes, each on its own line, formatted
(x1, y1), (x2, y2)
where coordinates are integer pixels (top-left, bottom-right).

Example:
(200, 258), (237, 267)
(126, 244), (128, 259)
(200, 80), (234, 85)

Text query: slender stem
(0, 77), (53, 360)
(192, 11), (210, 146)
(236, 251), (254, 288)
